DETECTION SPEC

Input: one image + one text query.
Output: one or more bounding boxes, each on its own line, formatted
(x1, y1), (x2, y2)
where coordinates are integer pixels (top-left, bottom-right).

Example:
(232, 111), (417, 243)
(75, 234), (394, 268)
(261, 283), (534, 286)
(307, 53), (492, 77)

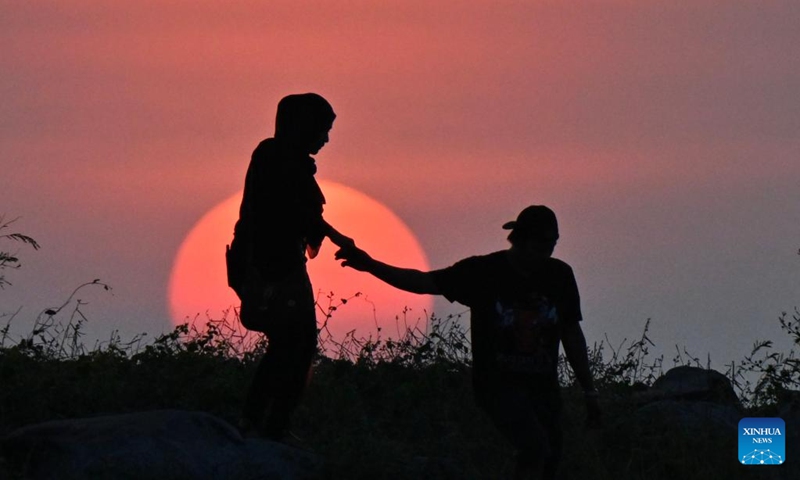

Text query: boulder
(637, 366), (741, 407)
(1, 410), (327, 480)
(776, 387), (800, 418)
(618, 367), (743, 438)
(777, 388), (800, 463)
(401, 455), (471, 480)
(634, 399), (741, 432)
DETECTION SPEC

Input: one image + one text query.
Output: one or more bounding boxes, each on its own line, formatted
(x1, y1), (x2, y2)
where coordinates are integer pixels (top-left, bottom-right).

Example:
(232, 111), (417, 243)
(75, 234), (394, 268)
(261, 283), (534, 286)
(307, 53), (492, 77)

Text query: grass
(1, 280), (798, 479)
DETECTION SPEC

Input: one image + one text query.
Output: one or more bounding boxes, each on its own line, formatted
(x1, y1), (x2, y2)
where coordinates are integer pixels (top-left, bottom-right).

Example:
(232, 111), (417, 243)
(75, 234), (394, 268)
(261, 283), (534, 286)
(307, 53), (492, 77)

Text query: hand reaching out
(335, 244), (373, 272)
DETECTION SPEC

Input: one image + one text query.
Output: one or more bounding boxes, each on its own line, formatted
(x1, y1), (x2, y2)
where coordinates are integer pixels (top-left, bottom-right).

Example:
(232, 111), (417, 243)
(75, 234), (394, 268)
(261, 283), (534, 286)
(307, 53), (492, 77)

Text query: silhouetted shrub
(1, 283), (798, 479)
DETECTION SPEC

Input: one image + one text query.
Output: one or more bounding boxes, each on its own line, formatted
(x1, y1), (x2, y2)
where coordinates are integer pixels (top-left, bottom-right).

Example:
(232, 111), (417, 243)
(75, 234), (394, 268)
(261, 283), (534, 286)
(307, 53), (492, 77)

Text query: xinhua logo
(739, 417), (785, 465)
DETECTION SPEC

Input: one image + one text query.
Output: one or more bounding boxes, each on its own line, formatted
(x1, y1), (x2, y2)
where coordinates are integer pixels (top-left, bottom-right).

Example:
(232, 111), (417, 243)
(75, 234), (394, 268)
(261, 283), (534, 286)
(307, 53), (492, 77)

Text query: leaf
(6, 233), (40, 250)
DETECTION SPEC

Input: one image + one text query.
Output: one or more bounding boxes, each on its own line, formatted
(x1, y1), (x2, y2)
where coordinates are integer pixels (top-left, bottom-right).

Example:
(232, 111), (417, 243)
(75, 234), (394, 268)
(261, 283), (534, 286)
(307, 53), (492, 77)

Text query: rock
(635, 399), (741, 431)
(777, 388), (800, 463)
(617, 367), (743, 442)
(1, 410), (327, 480)
(636, 366), (741, 407)
(402, 455), (472, 480)
(776, 388), (800, 418)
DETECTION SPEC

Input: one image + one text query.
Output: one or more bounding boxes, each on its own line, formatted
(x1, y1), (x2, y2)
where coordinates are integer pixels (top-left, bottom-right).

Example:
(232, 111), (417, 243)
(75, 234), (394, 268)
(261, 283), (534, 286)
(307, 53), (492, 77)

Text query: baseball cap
(502, 205), (559, 241)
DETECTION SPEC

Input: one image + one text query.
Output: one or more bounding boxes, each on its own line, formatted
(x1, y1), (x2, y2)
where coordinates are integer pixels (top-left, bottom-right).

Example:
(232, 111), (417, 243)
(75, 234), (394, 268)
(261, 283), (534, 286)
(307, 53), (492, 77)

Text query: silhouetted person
(334, 206), (601, 480)
(229, 93), (337, 441)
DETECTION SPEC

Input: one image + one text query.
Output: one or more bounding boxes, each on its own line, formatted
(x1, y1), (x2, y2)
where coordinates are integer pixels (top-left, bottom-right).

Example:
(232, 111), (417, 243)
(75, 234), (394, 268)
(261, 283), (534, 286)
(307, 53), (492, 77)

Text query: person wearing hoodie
(229, 93), (344, 441)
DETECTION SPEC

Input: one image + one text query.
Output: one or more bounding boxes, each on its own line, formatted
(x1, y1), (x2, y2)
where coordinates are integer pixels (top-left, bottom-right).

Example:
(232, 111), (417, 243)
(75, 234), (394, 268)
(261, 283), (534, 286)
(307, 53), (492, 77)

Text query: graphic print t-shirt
(431, 251), (582, 389)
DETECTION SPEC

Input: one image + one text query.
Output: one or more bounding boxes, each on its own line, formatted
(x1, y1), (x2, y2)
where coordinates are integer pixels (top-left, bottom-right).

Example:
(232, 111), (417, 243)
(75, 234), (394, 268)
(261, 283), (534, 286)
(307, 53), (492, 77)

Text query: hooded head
(274, 93), (336, 154)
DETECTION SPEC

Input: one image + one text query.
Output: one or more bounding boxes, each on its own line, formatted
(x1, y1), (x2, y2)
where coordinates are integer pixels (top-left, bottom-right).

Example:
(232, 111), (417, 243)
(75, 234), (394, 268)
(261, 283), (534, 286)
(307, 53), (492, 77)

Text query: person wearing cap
(333, 205), (601, 480)
(230, 92), (342, 441)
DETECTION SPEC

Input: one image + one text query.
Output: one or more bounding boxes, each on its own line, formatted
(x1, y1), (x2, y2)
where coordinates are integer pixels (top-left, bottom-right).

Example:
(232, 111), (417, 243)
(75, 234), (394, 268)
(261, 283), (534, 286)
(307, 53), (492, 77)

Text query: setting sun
(168, 180), (431, 341)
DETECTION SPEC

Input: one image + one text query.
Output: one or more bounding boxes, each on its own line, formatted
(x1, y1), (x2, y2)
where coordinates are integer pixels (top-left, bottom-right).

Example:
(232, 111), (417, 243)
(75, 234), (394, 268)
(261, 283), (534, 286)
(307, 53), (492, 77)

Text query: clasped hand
(334, 243), (372, 272)
(323, 223), (372, 271)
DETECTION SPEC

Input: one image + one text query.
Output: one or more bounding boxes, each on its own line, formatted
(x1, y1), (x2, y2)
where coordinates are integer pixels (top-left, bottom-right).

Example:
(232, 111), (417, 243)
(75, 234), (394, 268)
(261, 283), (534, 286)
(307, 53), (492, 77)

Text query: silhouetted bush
(1, 283), (798, 479)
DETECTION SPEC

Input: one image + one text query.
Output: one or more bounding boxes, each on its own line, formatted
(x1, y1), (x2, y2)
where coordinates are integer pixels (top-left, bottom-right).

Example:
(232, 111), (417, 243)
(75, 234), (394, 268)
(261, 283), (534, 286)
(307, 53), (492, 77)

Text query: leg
(481, 384), (561, 480)
(537, 392), (562, 480)
(241, 269), (317, 439)
(260, 305), (316, 437)
(240, 309), (282, 434)
(243, 270), (317, 439)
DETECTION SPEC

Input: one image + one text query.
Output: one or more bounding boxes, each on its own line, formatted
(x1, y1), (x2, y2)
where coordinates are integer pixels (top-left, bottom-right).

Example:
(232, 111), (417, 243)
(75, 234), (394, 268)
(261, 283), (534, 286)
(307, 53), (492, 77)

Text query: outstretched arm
(335, 244), (440, 296)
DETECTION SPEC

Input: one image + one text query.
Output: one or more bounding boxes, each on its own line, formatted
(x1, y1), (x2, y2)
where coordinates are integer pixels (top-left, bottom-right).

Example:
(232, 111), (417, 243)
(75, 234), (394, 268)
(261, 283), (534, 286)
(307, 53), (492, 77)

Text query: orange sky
(2, 1), (799, 365)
